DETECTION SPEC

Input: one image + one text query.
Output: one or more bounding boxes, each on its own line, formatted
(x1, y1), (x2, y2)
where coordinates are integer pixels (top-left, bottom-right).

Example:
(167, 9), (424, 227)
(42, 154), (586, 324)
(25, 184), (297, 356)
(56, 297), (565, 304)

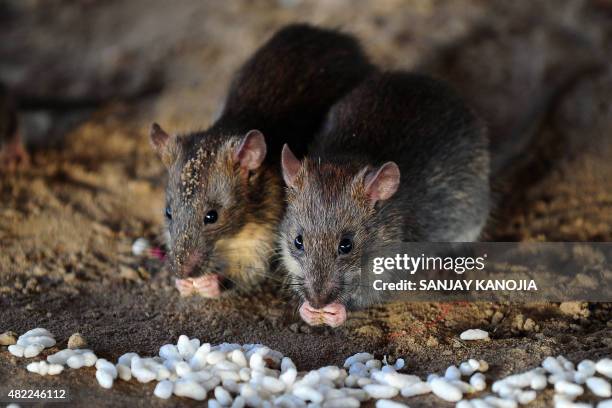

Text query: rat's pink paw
(175, 278), (196, 297)
(299, 302), (325, 326)
(299, 302), (347, 327)
(321, 303), (347, 327)
(191, 274), (221, 298)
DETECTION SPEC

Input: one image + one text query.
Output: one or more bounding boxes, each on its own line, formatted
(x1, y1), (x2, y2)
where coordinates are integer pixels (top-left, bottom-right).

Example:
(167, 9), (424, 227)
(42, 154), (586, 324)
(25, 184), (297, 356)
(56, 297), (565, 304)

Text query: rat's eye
(205, 210), (218, 225)
(338, 238), (353, 255)
(294, 235), (304, 251)
(165, 206), (172, 220)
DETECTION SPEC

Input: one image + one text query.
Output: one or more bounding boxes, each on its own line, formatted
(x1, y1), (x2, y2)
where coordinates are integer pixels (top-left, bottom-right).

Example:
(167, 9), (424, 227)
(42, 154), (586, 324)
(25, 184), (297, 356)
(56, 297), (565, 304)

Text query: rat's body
(280, 72), (488, 326)
(151, 24), (374, 297)
(0, 84), (29, 170)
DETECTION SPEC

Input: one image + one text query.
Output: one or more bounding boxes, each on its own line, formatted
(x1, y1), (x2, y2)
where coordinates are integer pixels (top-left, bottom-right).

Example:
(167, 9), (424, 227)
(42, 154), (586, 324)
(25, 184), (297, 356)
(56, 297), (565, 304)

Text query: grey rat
(280, 72), (489, 327)
(149, 24), (374, 297)
(279, 20), (605, 326)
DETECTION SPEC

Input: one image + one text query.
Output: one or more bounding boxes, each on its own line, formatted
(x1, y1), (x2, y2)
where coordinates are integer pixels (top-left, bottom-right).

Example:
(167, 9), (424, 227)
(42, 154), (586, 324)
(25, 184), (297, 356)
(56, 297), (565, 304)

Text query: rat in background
(150, 24), (374, 298)
(280, 72), (489, 327)
(0, 84), (28, 170)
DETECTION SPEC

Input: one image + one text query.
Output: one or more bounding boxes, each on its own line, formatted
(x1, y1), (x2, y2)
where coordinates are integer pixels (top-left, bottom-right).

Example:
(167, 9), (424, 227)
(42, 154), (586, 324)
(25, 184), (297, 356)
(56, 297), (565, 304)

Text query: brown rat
(0, 83), (29, 170)
(280, 72), (489, 327)
(150, 24), (374, 297)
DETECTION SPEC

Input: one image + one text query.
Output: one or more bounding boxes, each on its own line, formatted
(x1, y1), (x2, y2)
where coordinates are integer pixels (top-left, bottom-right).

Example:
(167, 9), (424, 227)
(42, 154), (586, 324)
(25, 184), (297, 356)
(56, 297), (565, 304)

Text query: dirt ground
(1, 0), (611, 406)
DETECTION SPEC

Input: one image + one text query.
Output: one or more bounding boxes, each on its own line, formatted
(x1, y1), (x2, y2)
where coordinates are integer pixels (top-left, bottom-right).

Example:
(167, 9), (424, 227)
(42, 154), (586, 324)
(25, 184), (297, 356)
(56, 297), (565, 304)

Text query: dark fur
(212, 23), (375, 160)
(281, 72), (489, 309)
(0, 84), (18, 144)
(160, 24), (373, 290)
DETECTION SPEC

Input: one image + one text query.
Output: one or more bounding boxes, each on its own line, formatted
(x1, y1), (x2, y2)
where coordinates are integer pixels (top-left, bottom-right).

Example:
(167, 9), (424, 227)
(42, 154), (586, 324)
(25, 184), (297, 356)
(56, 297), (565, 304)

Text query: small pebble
(597, 359), (612, 379)
(484, 396), (517, 408)
(401, 381), (431, 397)
(363, 384), (399, 399)
(460, 361), (476, 377)
(554, 380), (584, 397)
(394, 358), (405, 370)
(469, 373), (486, 391)
(154, 380), (174, 399)
(430, 378), (463, 402)
(118, 352), (139, 367)
(96, 359), (118, 378)
(96, 369), (114, 389)
(460, 329), (489, 341)
(208, 399), (222, 408)
(24, 344), (44, 358)
(0, 330), (17, 346)
(517, 390), (537, 404)
(577, 360), (596, 377)
(530, 374), (548, 390)
(446, 365), (462, 381)
(543, 356), (565, 375)
(68, 333), (87, 349)
(174, 379), (207, 400)
(26, 361), (63, 376)
(263, 376), (286, 393)
(586, 376), (611, 398)
(293, 385), (324, 403)
(344, 353), (375, 368)
(323, 397), (360, 408)
(132, 237), (151, 256)
(373, 371), (420, 389)
(8, 345), (24, 357)
(177, 335), (198, 359)
(117, 364), (132, 381)
(214, 386), (233, 405)
(376, 400), (409, 408)
(231, 396), (246, 408)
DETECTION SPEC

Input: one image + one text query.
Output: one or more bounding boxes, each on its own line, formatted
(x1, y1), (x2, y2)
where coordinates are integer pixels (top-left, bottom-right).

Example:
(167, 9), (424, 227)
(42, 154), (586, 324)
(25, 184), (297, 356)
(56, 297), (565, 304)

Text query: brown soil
(1, 0), (611, 406)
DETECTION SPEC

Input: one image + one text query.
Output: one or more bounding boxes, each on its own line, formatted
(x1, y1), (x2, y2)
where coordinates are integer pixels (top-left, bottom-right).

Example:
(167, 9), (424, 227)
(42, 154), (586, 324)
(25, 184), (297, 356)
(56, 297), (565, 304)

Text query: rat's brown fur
(164, 133), (283, 290)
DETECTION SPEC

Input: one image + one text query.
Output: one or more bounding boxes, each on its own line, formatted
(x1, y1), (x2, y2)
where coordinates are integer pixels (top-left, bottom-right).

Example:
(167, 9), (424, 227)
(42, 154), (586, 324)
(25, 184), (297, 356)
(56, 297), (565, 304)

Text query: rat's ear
(234, 129), (267, 170)
(281, 144), (301, 188)
(150, 123), (176, 167)
(363, 162), (400, 205)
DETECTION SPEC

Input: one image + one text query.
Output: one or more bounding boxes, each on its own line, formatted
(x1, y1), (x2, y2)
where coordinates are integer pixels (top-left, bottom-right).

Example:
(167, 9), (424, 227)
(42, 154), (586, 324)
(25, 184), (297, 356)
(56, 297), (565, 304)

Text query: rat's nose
(307, 292), (334, 309)
(177, 251), (202, 278)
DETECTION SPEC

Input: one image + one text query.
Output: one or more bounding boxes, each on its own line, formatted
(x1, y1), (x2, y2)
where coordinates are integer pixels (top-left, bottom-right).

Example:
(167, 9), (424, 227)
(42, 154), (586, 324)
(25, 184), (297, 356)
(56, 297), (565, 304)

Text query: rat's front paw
(191, 274), (221, 298)
(299, 302), (326, 326)
(175, 278), (196, 297)
(320, 302), (347, 327)
(299, 301), (347, 327)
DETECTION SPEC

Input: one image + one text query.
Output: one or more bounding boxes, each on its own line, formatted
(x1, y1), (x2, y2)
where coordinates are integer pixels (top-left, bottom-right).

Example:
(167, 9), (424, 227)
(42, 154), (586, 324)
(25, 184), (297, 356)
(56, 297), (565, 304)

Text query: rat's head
(150, 123), (268, 285)
(279, 145), (400, 318)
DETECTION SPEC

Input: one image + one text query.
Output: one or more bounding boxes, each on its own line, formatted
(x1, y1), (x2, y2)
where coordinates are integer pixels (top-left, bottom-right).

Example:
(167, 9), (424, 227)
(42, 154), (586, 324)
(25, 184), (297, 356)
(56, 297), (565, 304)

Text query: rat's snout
(307, 293), (334, 310)
(305, 282), (338, 309)
(174, 251), (203, 278)
(304, 271), (342, 309)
